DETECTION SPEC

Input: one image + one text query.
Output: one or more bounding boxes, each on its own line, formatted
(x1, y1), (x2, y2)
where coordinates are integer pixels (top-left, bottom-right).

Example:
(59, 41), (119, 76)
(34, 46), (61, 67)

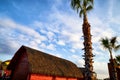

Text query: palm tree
(71, 0), (95, 80)
(100, 37), (120, 60)
(100, 37), (120, 80)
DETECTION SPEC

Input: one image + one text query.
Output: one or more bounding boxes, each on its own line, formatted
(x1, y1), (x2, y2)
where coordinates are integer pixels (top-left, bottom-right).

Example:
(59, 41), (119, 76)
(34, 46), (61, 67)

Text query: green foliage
(100, 37), (120, 51)
(100, 37), (120, 59)
(116, 55), (120, 65)
(71, 0), (81, 13)
(100, 37), (110, 49)
(71, 0), (93, 18)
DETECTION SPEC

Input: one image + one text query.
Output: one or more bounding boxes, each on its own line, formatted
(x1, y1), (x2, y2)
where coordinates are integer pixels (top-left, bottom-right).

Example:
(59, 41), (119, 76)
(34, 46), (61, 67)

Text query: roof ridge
(22, 45), (75, 65)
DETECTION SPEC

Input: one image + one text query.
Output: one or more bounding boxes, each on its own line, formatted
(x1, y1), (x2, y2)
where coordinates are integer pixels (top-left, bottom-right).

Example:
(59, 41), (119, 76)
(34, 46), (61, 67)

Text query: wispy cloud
(57, 40), (65, 46)
(0, 17), (47, 54)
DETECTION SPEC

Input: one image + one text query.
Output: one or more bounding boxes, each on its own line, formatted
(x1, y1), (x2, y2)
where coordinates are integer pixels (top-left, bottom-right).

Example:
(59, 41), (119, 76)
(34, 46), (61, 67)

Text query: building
(1, 60), (11, 70)
(7, 46), (84, 80)
(0, 60), (11, 79)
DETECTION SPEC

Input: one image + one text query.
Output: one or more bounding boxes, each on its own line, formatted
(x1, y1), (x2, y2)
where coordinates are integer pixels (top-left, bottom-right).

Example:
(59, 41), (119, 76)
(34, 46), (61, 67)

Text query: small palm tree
(71, 0), (95, 80)
(100, 36), (120, 80)
(100, 37), (120, 60)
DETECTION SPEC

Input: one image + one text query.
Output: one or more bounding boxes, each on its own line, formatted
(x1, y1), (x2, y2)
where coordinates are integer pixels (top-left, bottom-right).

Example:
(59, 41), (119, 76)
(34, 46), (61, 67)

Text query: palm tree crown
(100, 37), (120, 59)
(71, 0), (93, 22)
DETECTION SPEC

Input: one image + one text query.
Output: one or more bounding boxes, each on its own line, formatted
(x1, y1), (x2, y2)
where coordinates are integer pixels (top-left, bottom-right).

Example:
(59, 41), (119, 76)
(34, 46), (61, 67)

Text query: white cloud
(77, 59), (84, 67)
(47, 31), (54, 40)
(18, 34), (29, 42)
(94, 61), (109, 79)
(29, 41), (39, 50)
(18, 25), (46, 41)
(57, 40), (65, 46)
(118, 37), (120, 42)
(47, 44), (56, 50)
(51, 10), (82, 33)
(40, 43), (56, 51)
(51, 53), (62, 58)
(40, 29), (47, 34)
(6, 39), (21, 53)
(33, 21), (43, 27)
(0, 18), (46, 39)
(0, 17), (47, 44)
(61, 30), (83, 49)
(0, 18), (16, 28)
(90, 16), (114, 43)
(70, 49), (75, 53)
(40, 43), (45, 48)
(71, 55), (84, 67)
(72, 42), (83, 49)
(72, 55), (79, 59)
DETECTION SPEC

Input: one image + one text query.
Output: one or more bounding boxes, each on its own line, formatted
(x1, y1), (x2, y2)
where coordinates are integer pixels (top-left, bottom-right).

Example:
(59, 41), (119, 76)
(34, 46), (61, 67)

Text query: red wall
(30, 74), (52, 80)
(11, 52), (29, 80)
(30, 74), (80, 80)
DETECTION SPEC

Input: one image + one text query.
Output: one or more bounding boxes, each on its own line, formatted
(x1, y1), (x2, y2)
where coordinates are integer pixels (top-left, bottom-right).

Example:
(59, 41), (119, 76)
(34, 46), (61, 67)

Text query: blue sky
(0, 0), (120, 79)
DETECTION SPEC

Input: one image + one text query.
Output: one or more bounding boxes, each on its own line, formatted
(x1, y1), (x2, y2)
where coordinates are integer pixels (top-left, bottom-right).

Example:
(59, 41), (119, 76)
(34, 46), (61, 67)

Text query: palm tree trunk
(109, 49), (118, 80)
(82, 15), (95, 80)
(109, 48), (113, 60)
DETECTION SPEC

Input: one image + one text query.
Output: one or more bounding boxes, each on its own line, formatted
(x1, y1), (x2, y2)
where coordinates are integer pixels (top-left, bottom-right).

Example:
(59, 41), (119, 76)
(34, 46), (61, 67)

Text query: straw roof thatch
(8, 46), (83, 78)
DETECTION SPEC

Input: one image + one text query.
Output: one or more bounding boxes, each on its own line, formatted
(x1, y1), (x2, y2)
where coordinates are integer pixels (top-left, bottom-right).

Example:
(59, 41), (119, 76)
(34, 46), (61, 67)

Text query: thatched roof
(8, 45), (83, 78)
(79, 67), (85, 75)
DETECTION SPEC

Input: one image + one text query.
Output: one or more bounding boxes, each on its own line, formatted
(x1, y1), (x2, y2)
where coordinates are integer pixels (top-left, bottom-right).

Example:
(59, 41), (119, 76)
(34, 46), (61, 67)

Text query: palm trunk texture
(82, 17), (95, 80)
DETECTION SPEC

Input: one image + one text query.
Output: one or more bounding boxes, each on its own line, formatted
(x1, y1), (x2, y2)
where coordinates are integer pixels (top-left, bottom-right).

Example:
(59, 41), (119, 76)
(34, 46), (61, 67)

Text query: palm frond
(71, 0), (93, 18)
(114, 45), (120, 51)
(100, 38), (110, 49)
(71, 0), (76, 9)
(86, 5), (93, 12)
(84, 0), (87, 7)
(110, 37), (117, 47)
(79, 9), (84, 17)
(71, 0), (81, 11)
(87, 0), (94, 5)
(86, 0), (94, 8)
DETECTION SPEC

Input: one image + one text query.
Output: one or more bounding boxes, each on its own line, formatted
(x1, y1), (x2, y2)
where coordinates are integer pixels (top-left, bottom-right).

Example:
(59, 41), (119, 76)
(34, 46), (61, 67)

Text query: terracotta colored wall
(30, 74), (52, 80)
(30, 74), (80, 80)
(12, 52), (29, 80)
(56, 77), (77, 80)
